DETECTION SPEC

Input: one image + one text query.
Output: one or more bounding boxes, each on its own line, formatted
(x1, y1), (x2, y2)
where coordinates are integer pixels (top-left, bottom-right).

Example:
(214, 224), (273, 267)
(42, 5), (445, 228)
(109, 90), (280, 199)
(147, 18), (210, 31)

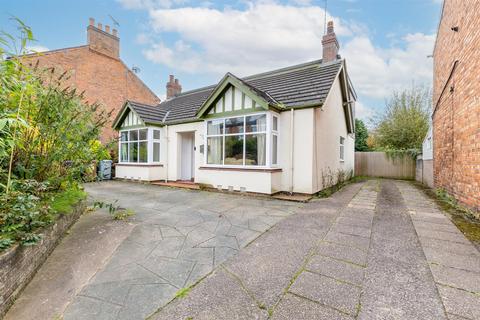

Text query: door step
(151, 181), (200, 190)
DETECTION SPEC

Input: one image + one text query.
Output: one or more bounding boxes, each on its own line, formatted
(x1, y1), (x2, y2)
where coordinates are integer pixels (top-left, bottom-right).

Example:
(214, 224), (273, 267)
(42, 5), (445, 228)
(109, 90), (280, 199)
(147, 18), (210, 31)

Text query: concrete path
(152, 180), (480, 320)
(60, 182), (299, 320)
(4, 208), (135, 320)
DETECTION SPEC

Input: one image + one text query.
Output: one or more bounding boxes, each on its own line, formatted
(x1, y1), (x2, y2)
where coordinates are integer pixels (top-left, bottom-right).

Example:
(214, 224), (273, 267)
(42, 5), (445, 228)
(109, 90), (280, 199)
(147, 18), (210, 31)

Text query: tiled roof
(128, 59), (343, 125)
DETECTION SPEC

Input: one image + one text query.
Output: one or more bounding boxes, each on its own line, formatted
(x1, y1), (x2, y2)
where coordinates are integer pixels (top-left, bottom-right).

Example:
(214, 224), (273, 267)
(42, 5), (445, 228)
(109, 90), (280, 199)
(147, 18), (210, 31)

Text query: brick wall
(433, 0), (480, 212)
(0, 202), (86, 318)
(22, 21), (160, 143)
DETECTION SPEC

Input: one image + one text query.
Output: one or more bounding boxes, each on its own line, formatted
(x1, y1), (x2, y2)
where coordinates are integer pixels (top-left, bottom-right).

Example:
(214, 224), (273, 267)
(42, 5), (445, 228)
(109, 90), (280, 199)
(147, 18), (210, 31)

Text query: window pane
(340, 136), (345, 145)
(153, 130), (160, 140)
(207, 119), (224, 135)
(129, 142), (138, 162)
(121, 143), (128, 162)
(225, 135), (244, 165)
(139, 129), (147, 140)
(340, 146), (345, 160)
(153, 142), (160, 162)
(272, 134), (278, 165)
(139, 142), (148, 163)
(245, 134), (266, 166)
(225, 117), (244, 134)
(273, 116), (278, 131)
(207, 136), (223, 164)
(129, 130), (138, 141)
(246, 114), (266, 132)
(121, 131), (129, 142)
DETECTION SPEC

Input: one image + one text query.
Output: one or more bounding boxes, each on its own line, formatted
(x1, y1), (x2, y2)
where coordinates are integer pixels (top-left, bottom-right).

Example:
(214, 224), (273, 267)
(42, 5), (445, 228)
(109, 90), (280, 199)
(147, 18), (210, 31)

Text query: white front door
(180, 132), (195, 181)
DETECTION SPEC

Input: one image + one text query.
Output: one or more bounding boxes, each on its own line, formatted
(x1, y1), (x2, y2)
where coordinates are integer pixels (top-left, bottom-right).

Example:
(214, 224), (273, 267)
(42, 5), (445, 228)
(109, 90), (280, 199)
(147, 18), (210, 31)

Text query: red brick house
(23, 18), (160, 143)
(433, 0), (480, 214)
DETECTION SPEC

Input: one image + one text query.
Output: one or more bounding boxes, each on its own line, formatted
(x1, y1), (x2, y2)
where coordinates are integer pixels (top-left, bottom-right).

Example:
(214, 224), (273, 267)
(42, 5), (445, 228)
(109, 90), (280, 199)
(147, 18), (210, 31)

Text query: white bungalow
(111, 21), (356, 195)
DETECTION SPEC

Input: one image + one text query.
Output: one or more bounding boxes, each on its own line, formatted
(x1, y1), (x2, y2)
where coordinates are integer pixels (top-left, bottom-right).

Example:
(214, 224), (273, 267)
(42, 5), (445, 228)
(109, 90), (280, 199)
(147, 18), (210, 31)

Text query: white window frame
(204, 112), (277, 168)
(339, 136), (345, 162)
(118, 127), (162, 165)
(271, 114), (279, 166)
(152, 129), (161, 163)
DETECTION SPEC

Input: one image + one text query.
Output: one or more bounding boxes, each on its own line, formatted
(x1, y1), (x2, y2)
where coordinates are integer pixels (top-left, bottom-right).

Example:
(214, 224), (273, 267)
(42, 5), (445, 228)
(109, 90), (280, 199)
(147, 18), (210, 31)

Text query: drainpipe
(165, 125), (169, 183)
(290, 108), (295, 194)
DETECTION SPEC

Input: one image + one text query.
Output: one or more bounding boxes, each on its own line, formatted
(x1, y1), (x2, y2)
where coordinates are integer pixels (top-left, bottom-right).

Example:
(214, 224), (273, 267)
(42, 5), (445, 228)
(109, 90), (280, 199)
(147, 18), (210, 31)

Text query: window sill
(199, 166), (282, 173)
(116, 163), (164, 167)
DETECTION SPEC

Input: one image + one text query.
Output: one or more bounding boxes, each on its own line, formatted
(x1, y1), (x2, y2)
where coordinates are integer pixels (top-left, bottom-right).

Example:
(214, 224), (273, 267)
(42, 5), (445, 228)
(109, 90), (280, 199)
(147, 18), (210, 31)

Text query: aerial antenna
(132, 66), (141, 74)
(108, 14), (120, 27)
(323, 0), (328, 35)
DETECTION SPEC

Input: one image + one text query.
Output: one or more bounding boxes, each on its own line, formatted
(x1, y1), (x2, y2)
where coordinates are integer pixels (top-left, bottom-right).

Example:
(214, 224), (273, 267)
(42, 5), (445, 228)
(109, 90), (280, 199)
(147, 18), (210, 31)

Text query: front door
(180, 132), (195, 181)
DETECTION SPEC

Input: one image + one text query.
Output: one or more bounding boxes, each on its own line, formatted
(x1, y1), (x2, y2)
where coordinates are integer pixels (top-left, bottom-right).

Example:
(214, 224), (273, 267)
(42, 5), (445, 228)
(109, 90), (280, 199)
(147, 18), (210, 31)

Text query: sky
(1, 0), (442, 122)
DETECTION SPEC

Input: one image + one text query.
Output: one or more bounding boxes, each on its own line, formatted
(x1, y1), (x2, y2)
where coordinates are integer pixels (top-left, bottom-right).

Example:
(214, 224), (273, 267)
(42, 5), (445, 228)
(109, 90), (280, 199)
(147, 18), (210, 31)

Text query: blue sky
(1, 0), (442, 121)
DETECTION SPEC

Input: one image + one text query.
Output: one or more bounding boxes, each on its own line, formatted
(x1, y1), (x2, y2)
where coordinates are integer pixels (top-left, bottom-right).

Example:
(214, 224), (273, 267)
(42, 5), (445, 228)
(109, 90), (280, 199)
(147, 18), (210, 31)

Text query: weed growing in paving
(92, 200), (134, 220)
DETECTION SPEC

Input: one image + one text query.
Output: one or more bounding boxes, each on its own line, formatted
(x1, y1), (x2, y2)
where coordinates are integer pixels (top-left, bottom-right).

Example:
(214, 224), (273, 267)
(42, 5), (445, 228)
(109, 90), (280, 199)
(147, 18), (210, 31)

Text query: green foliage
(0, 19), (110, 192)
(93, 200), (135, 220)
(0, 19), (107, 250)
(372, 86), (431, 151)
(50, 187), (86, 214)
(355, 119), (369, 151)
(0, 180), (53, 248)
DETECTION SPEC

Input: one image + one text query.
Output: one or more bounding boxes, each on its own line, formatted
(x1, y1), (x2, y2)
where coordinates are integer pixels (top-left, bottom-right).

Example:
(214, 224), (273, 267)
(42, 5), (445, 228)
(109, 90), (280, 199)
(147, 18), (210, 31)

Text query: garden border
(0, 201), (87, 318)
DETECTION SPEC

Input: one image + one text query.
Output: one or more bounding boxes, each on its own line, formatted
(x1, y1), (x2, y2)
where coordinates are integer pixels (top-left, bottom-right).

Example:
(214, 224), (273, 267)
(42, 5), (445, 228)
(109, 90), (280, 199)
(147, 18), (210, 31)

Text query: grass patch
(175, 287), (191, 299)
(50, 187), (87, 214)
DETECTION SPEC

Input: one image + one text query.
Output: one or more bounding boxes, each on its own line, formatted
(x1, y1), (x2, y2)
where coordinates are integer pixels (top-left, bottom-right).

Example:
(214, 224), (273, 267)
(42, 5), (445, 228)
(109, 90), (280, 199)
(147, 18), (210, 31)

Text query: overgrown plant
(0, 19), (109, 250)
(93, 200), (134, 220)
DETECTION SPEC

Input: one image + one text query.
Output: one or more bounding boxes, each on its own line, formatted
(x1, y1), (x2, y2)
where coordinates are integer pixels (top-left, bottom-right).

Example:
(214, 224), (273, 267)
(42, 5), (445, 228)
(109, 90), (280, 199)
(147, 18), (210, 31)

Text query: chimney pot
(113, 29), (118, 37)
(327, 21), (334, 34)
(97, 23), (102, 30)
(166, 75), (182, 99)
(322, 20), (339, 63)
(89, 18), (95, 26)
(105, 25), (110, 33)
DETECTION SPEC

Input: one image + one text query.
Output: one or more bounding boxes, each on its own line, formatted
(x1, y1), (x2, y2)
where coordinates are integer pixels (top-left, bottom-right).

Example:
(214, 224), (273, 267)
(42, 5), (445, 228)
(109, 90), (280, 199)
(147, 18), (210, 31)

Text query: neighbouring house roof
(113, 59), (354, 129)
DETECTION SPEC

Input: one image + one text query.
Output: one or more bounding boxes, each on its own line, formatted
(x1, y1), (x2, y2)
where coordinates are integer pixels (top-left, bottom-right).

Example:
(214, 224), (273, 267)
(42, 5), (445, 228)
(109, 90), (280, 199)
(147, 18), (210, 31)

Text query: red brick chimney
(322, 21), (339, 63)
(87, 18), (119, 59)
(166, 75), (182, 99)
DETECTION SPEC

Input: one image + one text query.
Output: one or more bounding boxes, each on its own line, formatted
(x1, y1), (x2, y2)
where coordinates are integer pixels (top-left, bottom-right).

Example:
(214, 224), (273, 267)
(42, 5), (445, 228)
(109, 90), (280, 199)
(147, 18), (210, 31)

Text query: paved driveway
(153, 180), (480, 320)
(64, 182), (300, 319)
(5, 180), (480, 320)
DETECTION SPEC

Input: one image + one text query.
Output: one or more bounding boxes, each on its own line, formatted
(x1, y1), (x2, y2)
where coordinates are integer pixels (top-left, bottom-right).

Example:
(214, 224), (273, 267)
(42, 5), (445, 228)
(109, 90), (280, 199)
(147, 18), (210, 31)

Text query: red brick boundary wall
(433, 0), (480, 213)
(0, 202), (86, 318)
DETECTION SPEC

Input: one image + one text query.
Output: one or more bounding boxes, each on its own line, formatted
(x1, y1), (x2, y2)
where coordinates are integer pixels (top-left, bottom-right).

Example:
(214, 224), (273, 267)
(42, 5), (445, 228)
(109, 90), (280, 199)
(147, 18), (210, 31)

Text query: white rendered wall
(115, 165), (165, 181)
(313, 76), (355, 192)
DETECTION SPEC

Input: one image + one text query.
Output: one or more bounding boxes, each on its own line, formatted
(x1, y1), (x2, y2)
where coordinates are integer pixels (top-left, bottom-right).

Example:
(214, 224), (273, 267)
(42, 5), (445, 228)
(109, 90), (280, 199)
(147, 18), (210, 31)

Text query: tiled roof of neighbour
(124, 59), (344, 125)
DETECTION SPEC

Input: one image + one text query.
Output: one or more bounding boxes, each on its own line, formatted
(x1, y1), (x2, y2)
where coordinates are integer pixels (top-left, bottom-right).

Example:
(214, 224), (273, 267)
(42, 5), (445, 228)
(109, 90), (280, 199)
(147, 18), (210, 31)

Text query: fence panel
(355, 152), (416, 179)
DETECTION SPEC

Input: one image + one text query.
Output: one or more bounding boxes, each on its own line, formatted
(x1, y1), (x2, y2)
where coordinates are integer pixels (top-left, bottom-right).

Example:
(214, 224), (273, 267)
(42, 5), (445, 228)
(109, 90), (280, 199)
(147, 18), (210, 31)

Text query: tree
(372, 86), (431, 150)
(355, 119), (369, 151)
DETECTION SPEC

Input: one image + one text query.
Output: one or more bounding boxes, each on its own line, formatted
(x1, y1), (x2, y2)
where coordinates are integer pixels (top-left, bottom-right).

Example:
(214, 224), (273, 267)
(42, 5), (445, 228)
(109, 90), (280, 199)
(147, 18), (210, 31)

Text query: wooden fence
(355, 152), (416, 179)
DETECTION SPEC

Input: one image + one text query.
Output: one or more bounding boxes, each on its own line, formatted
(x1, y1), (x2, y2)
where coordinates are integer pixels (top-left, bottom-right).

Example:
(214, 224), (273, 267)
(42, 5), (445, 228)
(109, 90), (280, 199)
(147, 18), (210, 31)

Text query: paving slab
(438, 284), (480, 319)
(430, 264), (480, 293)
(306, 255), (365, 286)
(358, 181), (447, 320)
(270, 293), (352, 320)
(290, 271), (361, 315)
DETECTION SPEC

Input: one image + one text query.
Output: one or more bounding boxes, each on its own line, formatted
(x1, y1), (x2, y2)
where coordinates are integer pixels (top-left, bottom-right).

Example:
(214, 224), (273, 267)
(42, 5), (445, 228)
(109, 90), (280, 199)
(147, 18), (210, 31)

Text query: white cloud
(132, 1), (435, 103)
(143, 2), (348, 76)
(342, 33), (435, 99)
(117, 0), (188, 9)
(26, 45), (49, 53)
(355, 101), (375, 121)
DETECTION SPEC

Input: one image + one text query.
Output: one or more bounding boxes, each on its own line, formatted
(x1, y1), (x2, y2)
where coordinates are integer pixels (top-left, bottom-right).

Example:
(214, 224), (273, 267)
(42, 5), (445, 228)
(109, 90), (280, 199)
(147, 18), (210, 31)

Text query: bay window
(205, 113), (277, 167)
(119, 128), (161, 164)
